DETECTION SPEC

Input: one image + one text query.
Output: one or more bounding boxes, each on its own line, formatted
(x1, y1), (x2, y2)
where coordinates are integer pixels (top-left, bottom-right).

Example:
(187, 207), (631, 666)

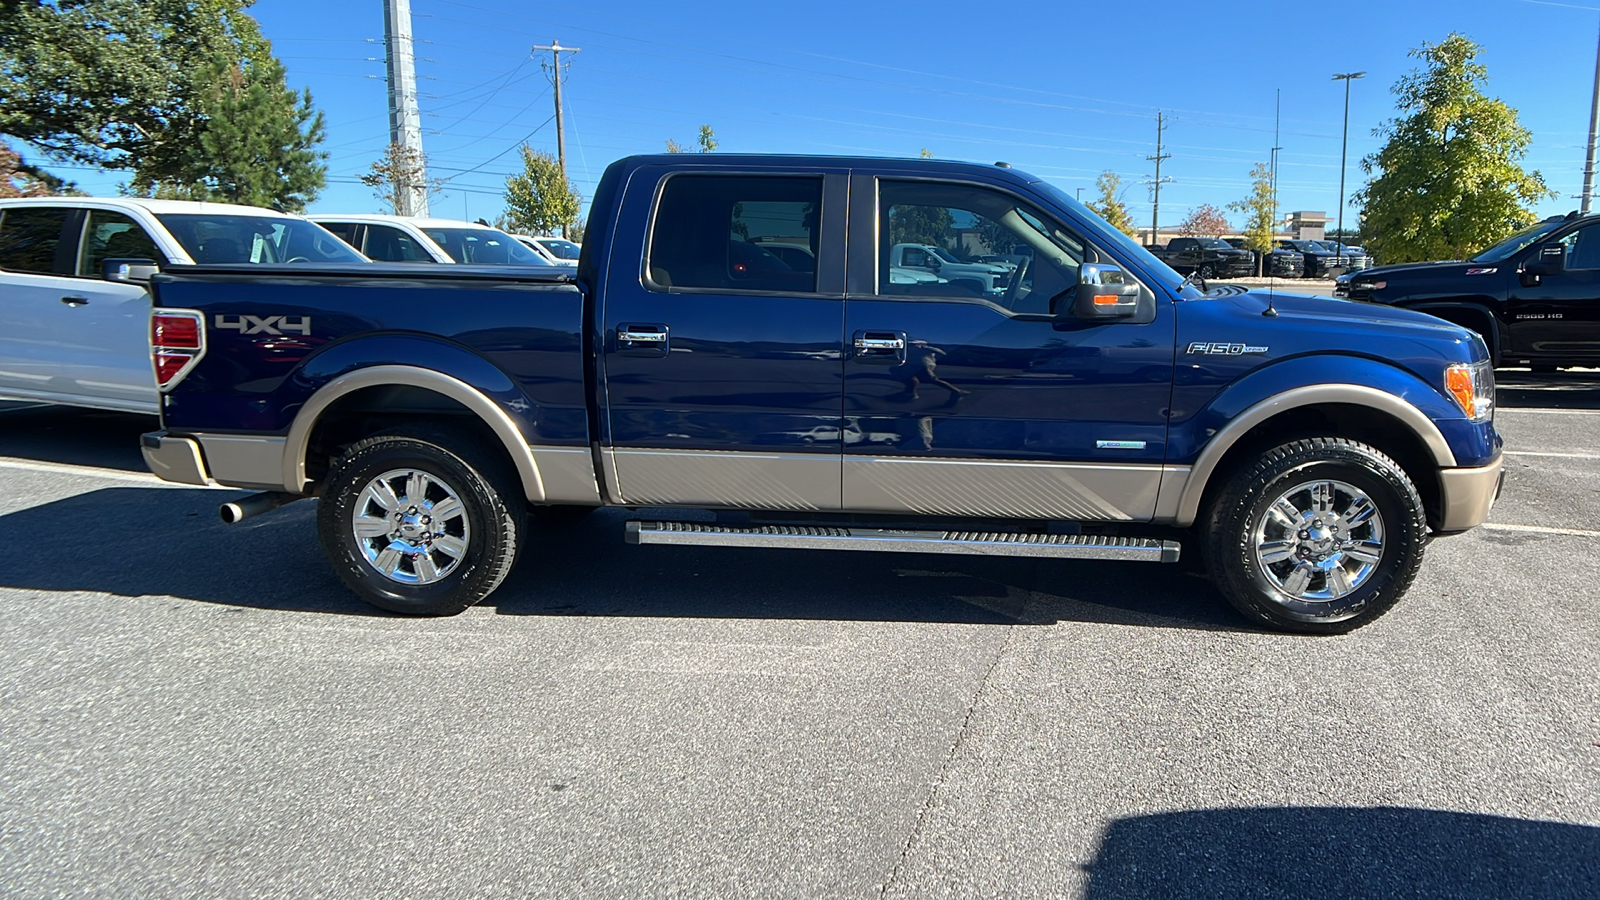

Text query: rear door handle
(60, 296), (88, 307)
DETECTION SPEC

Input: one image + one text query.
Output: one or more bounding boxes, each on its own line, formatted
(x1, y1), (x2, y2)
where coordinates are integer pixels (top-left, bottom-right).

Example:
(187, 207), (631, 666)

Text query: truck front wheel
(1203, 437), (1427, 634)
(318, 426), (523, 616)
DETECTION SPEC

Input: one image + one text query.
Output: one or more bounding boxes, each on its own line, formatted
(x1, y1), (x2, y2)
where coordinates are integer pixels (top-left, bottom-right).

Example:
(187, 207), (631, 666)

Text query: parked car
(531, 236), (582, 264)
(1156, 237), (1254, 278)
(1335, 211), (1600, 371)
(140, 153), (1502, 633)
(512, 235), (576, 267)
(1322, 241), (1372, 270)
(0, 197), (364, 414)
(311, 214), (553, 267)
(1278, 239), (1348, 278)
(888, 243), (1010, 295)
(1224, 238), (1305, 278)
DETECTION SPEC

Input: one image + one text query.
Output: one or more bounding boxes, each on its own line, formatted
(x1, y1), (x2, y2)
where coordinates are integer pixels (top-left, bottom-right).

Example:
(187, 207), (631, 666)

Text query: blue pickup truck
(138, 155), (1503, 633)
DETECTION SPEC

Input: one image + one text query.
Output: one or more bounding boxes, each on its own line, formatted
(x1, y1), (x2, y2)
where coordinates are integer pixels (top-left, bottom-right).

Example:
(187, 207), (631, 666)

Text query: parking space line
(0, 458), (187, 486)
(1480, 523), (1600, 538)
(1496, 408), (1600, 416)
(1504, 450), (1600, 460)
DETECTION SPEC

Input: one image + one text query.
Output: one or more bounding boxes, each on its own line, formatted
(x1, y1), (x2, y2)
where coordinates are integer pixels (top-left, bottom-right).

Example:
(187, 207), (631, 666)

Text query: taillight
(151, 310), (206, 390)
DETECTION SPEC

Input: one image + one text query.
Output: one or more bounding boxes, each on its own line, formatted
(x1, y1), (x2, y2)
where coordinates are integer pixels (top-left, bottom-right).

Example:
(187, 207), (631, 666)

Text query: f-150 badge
(215, 314), (311, 336)
(1186, 341), (1268, 356)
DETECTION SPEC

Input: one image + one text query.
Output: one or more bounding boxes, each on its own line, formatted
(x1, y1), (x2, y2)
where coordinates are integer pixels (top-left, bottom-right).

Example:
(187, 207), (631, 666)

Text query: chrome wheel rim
(1253, 479), (1385, 602)
(351, 468), (470, 585)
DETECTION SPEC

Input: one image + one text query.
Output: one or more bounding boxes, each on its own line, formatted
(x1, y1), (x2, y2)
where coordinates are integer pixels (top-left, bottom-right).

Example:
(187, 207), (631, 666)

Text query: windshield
(423, 227), (550, 265)
(157, 214), (366, 264)
(931, 247), (963, 264)
(1197, 238), (1231, 249)
(536, 237), (582, 260)
(1471, 219), (1567, 263)
(1033, 182), (1187, 292)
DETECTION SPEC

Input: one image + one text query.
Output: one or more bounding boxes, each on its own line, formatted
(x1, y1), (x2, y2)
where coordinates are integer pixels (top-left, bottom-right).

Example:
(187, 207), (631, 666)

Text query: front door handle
(60, 296), (89, 307)
(854, 334), (904, 353)
(615, 323), (670, 357)
(618, 327), (668, 344)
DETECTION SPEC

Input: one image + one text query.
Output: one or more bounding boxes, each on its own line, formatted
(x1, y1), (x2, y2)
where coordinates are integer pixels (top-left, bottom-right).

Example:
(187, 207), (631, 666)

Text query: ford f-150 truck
(139, 155), (1504, 633)
(1335, 212), (1600, 371)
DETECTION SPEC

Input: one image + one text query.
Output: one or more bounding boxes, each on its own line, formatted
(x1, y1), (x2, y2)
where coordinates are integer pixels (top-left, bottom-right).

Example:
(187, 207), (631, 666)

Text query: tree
(361, 142), (446, 215)
(503, 145), (581, 237)
(697, 125), (717, 153)
(1227, 162), (1277, 258)
(887, 205), (954, 249)
(1085, 171), (1137, 239)
(0, 0), (327, 208)
(0, 140), (67, 198)
(1355, 33), (1554, 263)
(133, 54), (326, 210)
(1178, 204), (1230, 238)
(664, 139), (686, 154)
(919, 148), (933, 159)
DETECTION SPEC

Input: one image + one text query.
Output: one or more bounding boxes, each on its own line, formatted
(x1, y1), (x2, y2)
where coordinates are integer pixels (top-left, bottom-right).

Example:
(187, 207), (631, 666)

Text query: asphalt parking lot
(2, 373), (1597, 898)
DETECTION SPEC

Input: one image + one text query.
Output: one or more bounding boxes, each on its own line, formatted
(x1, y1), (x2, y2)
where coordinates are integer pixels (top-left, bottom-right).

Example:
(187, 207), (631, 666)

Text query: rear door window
(0, 207), (71, 274)
(364, 224), (435, 262)
(77, 210), (165, 276)
(647, 175), (821, 293)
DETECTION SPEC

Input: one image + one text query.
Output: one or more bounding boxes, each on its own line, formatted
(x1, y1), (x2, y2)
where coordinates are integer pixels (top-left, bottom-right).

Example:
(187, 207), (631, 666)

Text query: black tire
(317, 425), (523, 615)
(1202, 437), (1427, 634)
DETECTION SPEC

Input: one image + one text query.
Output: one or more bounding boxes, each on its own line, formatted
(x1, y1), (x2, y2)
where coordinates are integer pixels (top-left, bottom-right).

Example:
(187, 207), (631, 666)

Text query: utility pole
(1333, 71), (1366, 246)
(383, 0), (428, 216)
(1146, 111), (1173, 244)
(1270, 89), (1282, 240)
(532, 40), (580, 181)
(1584, 16), (1600, 215)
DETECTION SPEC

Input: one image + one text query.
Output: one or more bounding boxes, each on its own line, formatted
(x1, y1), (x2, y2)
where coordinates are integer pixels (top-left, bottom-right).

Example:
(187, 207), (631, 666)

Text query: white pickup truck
(888, 243), (1012, 295)
(0, 197), (364, 413)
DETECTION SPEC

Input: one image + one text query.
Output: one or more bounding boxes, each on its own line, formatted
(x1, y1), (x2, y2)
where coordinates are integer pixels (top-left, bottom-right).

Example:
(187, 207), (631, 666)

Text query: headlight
(1335, 273), (1351, 284)
(1445, 359), (1495, 423)
(1352, 280), (1385, 292)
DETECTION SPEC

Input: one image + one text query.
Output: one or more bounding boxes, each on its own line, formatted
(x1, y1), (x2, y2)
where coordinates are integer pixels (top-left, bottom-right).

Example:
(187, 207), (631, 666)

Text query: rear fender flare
(283, 365), (546, 502)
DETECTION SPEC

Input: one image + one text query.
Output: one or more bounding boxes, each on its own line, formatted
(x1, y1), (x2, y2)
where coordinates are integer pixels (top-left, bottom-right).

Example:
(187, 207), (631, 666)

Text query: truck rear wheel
(317, 426), (522, 616)
(1202, 437), (1427, 634)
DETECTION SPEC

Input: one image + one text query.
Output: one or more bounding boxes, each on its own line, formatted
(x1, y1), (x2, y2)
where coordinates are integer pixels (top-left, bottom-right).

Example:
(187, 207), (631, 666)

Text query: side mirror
(1524, 243), (1566, 278)
(102, 258), (161, 284)
(1070, 263), (1141, 320)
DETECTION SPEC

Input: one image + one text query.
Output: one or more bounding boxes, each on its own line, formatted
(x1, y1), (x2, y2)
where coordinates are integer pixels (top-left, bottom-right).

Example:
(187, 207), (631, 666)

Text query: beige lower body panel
(196, 434), (287, 491)
(607, 448), (841, 511)
(843, 456), (1165, 522)
(530, 446), (602, 505)
(1437, 456), (1505, 533)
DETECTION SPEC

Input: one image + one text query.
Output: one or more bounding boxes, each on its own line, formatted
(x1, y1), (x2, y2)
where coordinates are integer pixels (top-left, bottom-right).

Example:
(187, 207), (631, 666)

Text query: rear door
(57, 207), (169, 410)
(0, 206), (99, 405)
(841, 173), (1175, 521)
(598, 167), (847, 510)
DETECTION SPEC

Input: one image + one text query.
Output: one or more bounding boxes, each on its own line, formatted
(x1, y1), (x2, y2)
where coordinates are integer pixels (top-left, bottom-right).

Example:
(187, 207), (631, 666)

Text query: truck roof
(609, 154), (1043, 182)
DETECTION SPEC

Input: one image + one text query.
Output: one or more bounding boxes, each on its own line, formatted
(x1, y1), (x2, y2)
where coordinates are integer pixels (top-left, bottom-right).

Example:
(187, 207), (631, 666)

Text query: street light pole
(1332, 71), (1366, 250)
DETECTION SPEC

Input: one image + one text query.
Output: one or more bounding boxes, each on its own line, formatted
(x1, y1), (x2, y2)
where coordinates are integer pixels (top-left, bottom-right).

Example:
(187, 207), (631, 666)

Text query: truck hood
(1210, 289), (1468, 335)
(1346, 259), (1470, 281)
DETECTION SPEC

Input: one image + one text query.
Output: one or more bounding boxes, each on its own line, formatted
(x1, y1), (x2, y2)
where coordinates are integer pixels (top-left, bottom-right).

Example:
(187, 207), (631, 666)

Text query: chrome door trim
(608, 447), (842, 511)
(843, 456), (1164, 522)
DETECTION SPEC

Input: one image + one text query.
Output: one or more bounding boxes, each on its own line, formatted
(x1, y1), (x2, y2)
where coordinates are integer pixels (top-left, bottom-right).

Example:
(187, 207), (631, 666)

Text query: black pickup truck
(1153, 237), (1255, 278)
(1225, 238), (1304, 278)
(1336, 212), (1600, 370)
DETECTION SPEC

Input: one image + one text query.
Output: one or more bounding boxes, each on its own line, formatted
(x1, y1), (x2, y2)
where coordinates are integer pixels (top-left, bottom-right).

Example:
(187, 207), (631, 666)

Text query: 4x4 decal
(215, 314), (311, 336)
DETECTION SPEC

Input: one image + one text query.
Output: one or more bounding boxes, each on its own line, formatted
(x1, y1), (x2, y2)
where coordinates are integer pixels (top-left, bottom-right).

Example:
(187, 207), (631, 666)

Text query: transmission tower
(383, 0), (428, 216)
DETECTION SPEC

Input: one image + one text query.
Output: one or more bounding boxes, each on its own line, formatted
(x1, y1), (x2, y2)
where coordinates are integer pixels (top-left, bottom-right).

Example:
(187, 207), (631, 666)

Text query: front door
(841, 175), (1175, 522)
(599, 168), (848, 510)
(1506, 221), (1600, 362)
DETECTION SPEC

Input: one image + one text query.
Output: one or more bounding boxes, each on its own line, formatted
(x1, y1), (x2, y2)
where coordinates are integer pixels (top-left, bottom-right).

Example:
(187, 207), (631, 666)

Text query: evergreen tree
(1086, 171), (1137, 239)
(1355, 34), (1553, 263)
(697, 125), (718, 153)
(503, 146), (581, 237)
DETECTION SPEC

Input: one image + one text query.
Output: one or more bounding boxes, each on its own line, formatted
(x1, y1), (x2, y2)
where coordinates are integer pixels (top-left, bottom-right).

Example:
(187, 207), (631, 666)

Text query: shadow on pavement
(1084, 806), (1600, 900)
(1495, 369), (1600, 410)
(0, 403), (156, 472)
(0, 488), (1243, 631)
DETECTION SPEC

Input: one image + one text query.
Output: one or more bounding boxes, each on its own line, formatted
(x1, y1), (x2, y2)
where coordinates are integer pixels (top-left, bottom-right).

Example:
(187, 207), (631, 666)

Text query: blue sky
(38, 0), (1600, 230)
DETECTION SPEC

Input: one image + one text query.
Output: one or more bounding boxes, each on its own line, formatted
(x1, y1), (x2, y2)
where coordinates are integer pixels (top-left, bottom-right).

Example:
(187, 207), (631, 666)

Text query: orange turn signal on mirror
(1446, 365), (1475, 418)
(1092, 295), (1123, 305)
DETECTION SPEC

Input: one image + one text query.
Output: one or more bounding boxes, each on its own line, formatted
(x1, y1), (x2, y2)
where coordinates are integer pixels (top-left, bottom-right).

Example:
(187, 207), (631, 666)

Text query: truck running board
(625, 521), (1181, 563)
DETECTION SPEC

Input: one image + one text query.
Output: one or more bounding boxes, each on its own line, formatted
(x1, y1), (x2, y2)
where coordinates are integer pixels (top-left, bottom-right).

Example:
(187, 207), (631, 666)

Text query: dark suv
(1225, 238), (1304, 277)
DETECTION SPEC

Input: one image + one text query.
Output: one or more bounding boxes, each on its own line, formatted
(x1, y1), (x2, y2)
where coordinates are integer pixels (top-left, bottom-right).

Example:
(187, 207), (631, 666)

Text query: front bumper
(1436, 454), (1504, 534)
(141, 431), (212, 486)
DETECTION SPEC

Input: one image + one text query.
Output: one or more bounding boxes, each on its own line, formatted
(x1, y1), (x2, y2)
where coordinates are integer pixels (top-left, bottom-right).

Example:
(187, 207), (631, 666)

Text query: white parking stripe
(1504, 450), (1600, 460)
(0, 458), (194, 486)
(1480, 523), (1600, 538)
(1496, 408), (1600, 416)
